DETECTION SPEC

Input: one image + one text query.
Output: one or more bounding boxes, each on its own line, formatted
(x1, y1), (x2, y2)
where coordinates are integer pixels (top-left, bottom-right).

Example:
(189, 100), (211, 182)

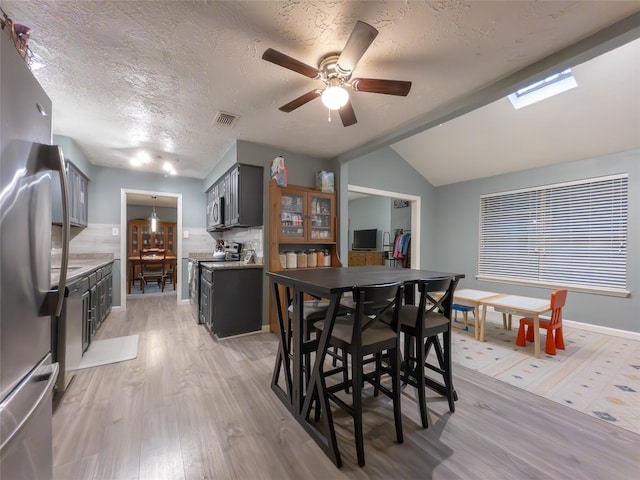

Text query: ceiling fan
(262, 20), (412, 127)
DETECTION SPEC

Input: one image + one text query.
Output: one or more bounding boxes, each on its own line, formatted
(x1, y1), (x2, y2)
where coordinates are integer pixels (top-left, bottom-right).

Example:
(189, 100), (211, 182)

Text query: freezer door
(0, 355), (58, 480)
(0, 34), (68, 401)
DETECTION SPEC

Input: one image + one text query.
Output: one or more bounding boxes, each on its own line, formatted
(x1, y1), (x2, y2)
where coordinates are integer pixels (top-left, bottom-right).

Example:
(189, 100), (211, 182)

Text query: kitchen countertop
(200, 261), (264, 270)
(51, 256), (114, 287)
(188, 256), (218, 263)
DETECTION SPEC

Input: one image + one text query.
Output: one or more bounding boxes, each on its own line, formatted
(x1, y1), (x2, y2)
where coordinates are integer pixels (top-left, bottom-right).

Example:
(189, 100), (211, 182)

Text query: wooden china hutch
(127, 220), (176, 289)
(268, 181), (342, 332)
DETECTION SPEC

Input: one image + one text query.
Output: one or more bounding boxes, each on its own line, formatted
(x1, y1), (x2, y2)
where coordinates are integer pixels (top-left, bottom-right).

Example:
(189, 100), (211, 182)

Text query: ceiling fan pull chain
(328, 109), (332, 122)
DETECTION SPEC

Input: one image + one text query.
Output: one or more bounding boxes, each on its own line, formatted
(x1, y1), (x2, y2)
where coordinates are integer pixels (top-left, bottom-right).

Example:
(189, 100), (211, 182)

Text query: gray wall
(55, 136), (93, 177)
(430, 148), (639, 333)
(348, 196), (391, 251)
(55, 131), (639, 333)
(127, 205), (177, 223)
(54, 135), (338, 323)
(91, 165), (206, 302)
(90, 165), (205, 226)
(206, 140), (339, 328)
(391, 200), (411, 236)
(344, 146), (639, 333)
(54, 135), (207, 306)
(342, 146), (437, 267)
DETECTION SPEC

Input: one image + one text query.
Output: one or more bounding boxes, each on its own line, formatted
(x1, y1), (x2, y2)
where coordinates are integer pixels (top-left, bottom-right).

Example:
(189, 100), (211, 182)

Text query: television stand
(348, 250), (384, 266)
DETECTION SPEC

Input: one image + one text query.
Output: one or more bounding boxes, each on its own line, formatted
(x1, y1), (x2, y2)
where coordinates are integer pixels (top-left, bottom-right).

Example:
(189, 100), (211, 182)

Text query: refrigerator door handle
(32, 143), (69, 317)
(0, 359), (59, 451)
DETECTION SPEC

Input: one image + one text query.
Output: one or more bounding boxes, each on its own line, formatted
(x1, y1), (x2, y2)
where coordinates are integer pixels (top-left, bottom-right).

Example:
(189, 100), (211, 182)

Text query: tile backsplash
(52, 224), (120, 257)
(52, 223), (264, 260)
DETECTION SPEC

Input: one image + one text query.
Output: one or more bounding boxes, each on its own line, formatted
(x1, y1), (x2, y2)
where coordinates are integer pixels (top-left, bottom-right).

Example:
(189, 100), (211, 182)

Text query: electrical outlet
(112, 227), (119, 236)
(183, 230), (189, 238)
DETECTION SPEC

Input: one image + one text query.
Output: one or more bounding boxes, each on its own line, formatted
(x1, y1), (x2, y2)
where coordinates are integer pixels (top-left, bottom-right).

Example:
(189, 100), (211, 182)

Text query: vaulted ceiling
(3, 1), (639, 185)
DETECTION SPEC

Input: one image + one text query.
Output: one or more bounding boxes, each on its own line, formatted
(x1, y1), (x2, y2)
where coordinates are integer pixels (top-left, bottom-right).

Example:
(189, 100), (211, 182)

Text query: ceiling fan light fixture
(321, 86), (349, 110)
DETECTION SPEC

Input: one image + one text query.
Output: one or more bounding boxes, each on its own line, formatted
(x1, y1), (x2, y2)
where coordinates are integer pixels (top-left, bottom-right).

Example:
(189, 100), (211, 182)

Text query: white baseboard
(563, 319), (640, 341)
(486, 309), (639, 341)
(262, 324), (271, 333)
(178, 299), (190, 305)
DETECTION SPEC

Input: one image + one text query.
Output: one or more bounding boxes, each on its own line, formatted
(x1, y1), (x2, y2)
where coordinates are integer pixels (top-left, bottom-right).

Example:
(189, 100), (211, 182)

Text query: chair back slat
(350, 282), (403, 351)
(413, 277), (457, 336)
(549, 289), (567, 326)
(141, 248), (166, 275)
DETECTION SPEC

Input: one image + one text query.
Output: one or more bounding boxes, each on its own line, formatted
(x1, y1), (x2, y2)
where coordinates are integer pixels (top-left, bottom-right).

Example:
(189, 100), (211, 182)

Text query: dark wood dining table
(127, 254), (177, 293)
(267, 265), (465, 467)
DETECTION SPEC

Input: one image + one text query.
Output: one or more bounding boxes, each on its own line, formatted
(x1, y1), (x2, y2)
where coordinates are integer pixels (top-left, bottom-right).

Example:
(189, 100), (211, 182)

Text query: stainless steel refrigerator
(0, 31), (70, 479)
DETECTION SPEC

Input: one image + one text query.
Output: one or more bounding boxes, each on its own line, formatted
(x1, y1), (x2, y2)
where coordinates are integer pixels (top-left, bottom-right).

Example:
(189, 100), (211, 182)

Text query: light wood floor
(52, 295), (640, 479)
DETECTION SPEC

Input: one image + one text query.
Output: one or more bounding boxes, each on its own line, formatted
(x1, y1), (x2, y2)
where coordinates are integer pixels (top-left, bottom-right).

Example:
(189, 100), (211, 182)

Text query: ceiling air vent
(213, 111), (239, 128)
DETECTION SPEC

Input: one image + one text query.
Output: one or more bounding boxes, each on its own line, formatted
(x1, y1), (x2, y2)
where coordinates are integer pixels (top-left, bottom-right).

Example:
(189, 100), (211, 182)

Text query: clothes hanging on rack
(393, 231), (411, 260)
(393, 234), (403, 258)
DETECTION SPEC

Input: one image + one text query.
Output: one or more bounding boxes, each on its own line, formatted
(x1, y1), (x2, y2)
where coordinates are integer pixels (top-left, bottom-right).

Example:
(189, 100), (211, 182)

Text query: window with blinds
(478, 174), (629, 296)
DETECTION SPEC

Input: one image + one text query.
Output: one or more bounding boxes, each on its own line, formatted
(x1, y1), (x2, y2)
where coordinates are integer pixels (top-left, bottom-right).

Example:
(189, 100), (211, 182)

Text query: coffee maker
(224, 242), (242, 261)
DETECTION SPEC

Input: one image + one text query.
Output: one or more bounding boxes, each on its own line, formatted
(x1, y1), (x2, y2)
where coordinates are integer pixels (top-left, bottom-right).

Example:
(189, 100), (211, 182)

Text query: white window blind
(478, 174), (628, 295)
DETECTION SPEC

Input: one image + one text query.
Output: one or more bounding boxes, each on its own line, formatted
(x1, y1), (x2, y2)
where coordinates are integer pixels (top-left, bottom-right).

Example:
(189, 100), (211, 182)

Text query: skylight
(508, 68), (578, 109)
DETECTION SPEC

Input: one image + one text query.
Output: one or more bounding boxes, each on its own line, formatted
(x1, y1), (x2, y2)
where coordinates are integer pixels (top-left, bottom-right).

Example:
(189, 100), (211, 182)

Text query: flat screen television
(352, 228), (377, 251)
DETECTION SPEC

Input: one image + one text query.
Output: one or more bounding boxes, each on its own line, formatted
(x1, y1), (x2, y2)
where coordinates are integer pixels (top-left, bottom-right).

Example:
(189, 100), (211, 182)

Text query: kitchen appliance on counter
(210, 238), (227, 262)
(1, 31), (70, 479)
(224, 242), (242, 261)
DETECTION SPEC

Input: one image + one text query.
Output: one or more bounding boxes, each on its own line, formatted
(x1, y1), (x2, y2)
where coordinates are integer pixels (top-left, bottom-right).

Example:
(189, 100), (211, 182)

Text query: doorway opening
(347, 184), (420, 267)
(120, 189), (183, 310)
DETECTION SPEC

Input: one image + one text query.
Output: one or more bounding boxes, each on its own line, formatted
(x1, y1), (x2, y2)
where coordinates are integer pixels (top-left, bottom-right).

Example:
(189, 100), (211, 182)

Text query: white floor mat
(70, 335), (139, 370)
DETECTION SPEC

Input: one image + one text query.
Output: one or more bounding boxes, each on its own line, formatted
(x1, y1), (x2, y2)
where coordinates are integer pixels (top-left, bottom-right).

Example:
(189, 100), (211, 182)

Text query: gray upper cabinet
(206, 163), (263, 231)
(52, 159), (89, 228)
(206, 183), (218, 230)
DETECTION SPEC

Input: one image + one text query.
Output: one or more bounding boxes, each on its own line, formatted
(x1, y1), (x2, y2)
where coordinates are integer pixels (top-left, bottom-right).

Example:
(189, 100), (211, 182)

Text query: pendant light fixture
(150, 196), (158, 232)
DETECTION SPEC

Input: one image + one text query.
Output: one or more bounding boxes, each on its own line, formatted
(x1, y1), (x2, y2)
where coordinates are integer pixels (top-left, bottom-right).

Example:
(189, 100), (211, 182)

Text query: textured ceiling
(2, 1), (639, 183)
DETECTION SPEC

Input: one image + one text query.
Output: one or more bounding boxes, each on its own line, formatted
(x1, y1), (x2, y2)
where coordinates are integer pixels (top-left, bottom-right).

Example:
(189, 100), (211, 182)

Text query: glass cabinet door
(309, 193), (334, 241)
(130, 225), (139, 254)
(153, 230), (165, 248)
(280, 191), (305, 240)
(166, 225), (174, 254)
(141, 225), (151, 249)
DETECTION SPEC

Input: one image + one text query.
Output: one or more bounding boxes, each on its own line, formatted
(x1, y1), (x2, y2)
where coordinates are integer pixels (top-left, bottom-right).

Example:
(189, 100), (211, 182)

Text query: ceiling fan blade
(279, 90), (321, 113)
(262, 48), (320, 79)
(351, 78), (412, 96)
(339, 100), (357, 127)
(336, 21), (378, 75)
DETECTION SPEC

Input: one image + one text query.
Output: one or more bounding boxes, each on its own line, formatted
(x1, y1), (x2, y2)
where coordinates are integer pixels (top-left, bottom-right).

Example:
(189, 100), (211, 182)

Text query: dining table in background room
(127, 254), (177, 294)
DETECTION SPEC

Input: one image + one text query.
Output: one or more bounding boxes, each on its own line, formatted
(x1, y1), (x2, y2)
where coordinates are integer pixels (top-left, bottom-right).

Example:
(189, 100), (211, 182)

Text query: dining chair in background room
(164, 258), (176, 290)
(392, 277), (459, 429)
(516, 289), (568, 355)
(138, 248), (166, 293)
(314, 282), (404, 467)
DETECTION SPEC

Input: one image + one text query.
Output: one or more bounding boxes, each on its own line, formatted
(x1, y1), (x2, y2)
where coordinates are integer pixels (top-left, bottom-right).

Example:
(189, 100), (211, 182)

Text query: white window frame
(507, 68), (578, 109)
(478, 174), (629, 297)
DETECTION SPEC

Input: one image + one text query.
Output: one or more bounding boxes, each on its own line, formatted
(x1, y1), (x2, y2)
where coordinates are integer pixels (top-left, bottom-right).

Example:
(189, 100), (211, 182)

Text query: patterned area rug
(449, 312), (640, 435)
(129, 281), (176, 297)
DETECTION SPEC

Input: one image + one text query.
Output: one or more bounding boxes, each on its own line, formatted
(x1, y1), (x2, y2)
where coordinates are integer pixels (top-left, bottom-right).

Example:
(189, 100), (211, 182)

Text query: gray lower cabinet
(81, 289), (90, 353)
(200, 269), (212, 327)
(201, 266), (262, 338)
(53, 261), (113, 394)
(82, 263), (113, 346)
